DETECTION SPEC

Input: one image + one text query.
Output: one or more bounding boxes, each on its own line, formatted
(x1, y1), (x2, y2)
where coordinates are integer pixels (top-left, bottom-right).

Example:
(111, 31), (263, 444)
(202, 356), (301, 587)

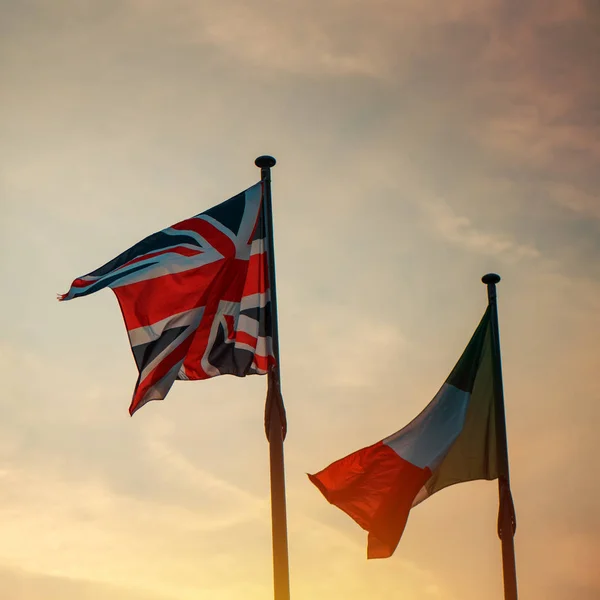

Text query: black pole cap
(482, 273), (501, 285)
(255, 155), (276, 168)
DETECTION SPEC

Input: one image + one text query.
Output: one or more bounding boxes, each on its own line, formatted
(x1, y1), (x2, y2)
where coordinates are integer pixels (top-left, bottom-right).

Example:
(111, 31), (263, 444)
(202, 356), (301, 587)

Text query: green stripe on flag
(446, 307), (491, 393)
(422, 315), (498, 499)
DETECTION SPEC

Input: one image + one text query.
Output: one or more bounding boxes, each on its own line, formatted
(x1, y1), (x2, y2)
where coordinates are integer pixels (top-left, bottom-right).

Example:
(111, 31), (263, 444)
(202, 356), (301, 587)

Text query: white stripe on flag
(384, 383), (470, 470)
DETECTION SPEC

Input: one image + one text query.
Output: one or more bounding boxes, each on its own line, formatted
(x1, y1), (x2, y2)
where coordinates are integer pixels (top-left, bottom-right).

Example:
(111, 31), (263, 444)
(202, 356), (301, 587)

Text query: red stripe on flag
(70, 277), (93, 288)
(252, 352), (271, 372)
(122, 246), (203, 268)
(308, 441), (431, 559)
(242, 252), (269, 296)
(224, 315), (235, 340)
(171, 218), (236, 258)
(235, 331), (258, 349)
(180, 334), (210, 380)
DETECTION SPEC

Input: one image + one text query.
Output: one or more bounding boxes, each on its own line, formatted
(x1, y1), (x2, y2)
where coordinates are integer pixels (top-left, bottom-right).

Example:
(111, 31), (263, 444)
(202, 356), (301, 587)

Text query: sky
(1, 0), (599, 598)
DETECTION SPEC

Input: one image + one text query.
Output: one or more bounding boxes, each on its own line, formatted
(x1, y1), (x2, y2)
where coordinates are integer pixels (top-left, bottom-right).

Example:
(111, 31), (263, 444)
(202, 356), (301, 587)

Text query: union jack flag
(59, 182), (275, 414)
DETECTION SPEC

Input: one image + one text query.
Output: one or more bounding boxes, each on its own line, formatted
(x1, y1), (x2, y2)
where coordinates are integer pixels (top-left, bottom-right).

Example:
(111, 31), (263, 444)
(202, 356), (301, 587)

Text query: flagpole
(256, 155), (291, 600)
(482, 274), (518, 600)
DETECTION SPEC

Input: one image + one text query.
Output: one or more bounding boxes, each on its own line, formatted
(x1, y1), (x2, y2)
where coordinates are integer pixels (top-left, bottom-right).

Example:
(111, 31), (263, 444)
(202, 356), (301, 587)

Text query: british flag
(59, 182), (275, 414)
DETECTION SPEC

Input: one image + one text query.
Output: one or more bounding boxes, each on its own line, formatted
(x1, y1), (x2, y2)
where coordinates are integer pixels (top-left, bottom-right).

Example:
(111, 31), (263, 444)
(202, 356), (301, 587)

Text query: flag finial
(482, 273), (501, 285)
(255, 155), (277, 168)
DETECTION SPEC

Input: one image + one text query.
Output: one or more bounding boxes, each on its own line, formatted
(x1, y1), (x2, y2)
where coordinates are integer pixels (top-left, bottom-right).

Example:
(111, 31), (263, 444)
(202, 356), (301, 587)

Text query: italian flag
(309, 308), (498, 558)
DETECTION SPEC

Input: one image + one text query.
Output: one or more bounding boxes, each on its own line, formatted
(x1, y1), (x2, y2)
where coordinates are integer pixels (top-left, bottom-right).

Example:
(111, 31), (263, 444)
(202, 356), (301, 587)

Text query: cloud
(420, 197), (541, 261)
(290, 306), (407, 389)
(0, 451), (273, 600)
(545, 182), (600, 220)
(121, 0), (502, 79)
(0, 564), (175, 600)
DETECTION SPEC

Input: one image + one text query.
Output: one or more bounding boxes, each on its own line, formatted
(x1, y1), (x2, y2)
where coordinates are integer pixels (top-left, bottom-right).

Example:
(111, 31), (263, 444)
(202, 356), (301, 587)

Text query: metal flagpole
(482, 274), (518, 600)
(255, 156), (291, 600)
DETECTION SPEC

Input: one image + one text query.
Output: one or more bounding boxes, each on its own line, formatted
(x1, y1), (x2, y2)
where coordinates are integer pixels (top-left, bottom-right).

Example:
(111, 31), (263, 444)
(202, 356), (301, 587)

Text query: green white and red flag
(309, 308), (498, 558)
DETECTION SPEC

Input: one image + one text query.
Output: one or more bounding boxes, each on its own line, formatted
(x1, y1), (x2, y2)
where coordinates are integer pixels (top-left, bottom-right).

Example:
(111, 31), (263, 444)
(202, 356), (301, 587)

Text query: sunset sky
(1, 1), (599, 599)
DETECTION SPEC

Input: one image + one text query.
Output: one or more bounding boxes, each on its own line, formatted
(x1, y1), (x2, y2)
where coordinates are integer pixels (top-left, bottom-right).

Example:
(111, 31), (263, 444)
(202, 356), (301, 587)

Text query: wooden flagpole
(256, 156), (291, 600)
(482, 274), (518, 600)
